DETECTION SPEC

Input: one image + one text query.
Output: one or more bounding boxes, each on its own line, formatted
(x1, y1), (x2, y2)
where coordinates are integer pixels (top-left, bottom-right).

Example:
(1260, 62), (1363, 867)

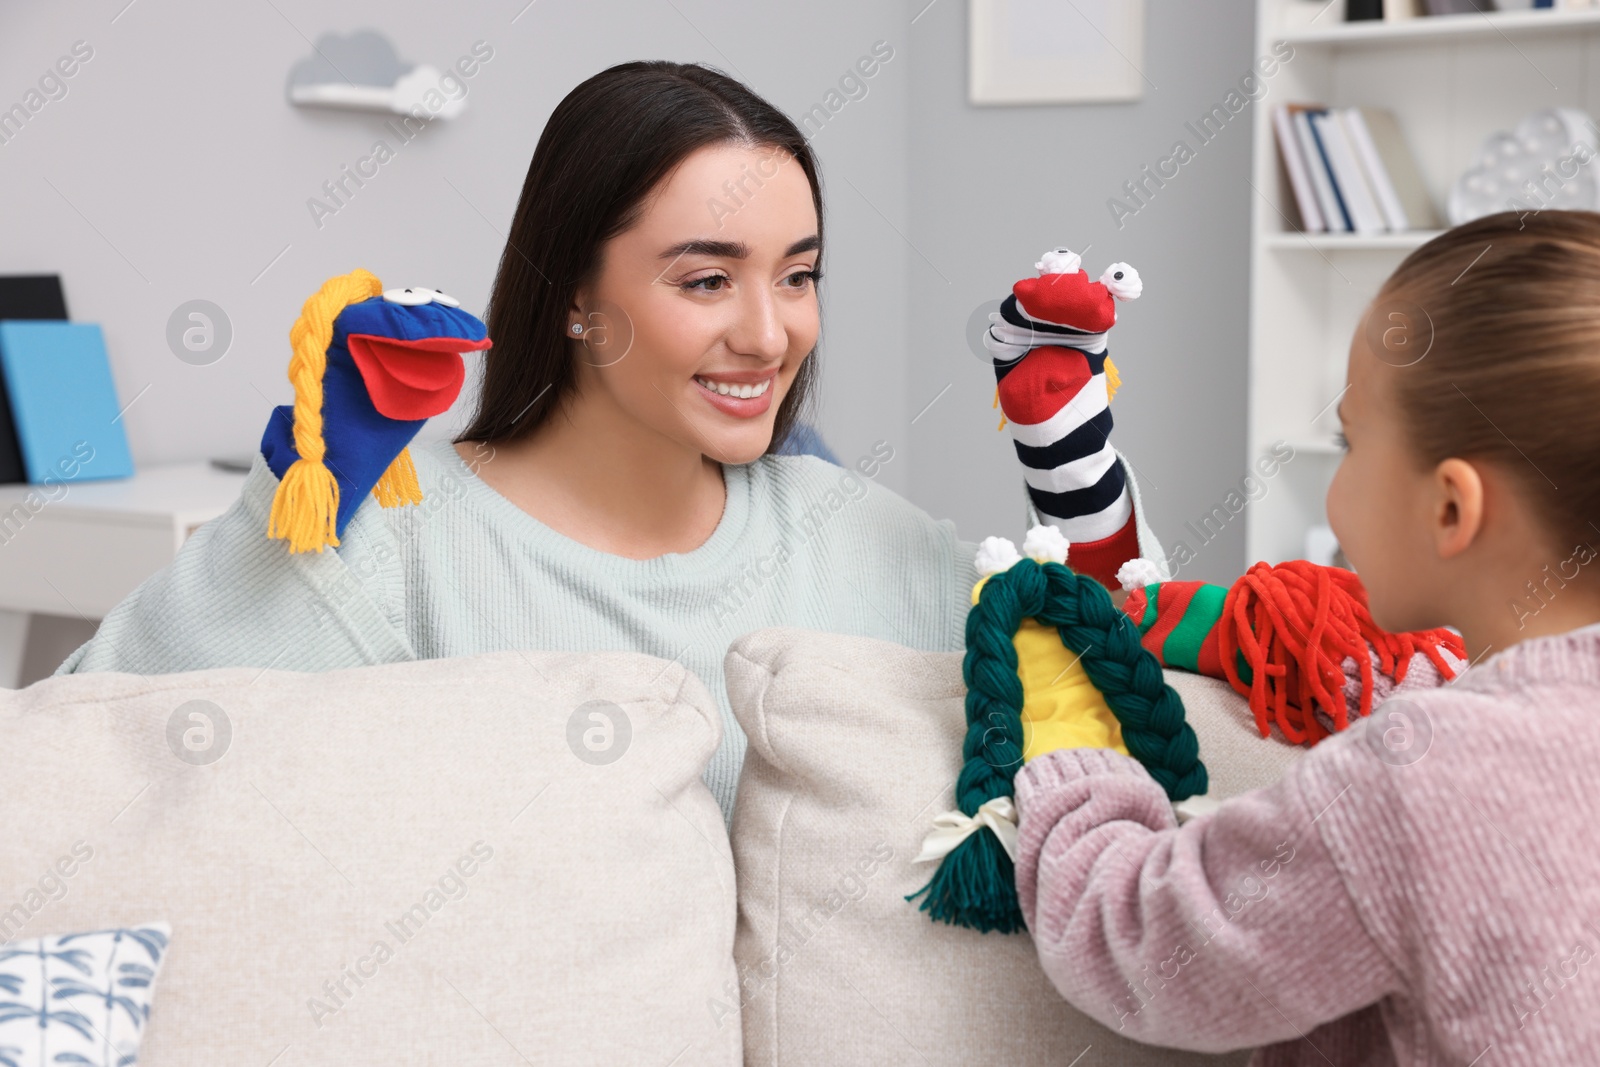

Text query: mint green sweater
(55, 437), (980, 823)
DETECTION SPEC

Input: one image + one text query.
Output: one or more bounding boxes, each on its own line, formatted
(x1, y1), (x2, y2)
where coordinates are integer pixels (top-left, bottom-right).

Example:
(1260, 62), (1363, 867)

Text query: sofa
(0, 625), (1304, 1065)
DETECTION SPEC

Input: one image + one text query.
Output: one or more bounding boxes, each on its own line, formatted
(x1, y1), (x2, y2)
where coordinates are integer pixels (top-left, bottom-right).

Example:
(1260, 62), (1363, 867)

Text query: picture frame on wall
(968, 0), (1146, 106)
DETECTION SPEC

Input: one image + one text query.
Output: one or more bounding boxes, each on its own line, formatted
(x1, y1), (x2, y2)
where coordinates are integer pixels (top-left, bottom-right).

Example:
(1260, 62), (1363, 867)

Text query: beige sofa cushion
(0, 649), (740, 1066)
(725, 626), (1305, 1066)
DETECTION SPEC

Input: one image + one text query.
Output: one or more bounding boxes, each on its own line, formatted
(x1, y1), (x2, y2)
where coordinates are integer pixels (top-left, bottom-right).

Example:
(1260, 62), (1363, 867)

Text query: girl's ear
(1432, 457), (1485, 560)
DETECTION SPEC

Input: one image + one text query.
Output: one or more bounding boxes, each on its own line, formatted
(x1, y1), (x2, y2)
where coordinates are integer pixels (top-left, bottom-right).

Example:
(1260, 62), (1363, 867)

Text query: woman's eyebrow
(658, 234), (820, 260)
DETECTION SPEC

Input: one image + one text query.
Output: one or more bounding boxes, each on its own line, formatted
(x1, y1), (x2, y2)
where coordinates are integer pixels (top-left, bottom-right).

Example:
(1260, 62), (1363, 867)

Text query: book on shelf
(1422, 0), (1493, 13)
(1273, 105), (1322, 231)
(1301, 108), (1352, 231)
(1271, 104), (1438, 234)
(1315, 110), (1387, 234)
(0, 275), (70, 486)
(1344, 108), (1440, 229)
(0, 321), (134, 485)
(1364, 0), (1568, 19)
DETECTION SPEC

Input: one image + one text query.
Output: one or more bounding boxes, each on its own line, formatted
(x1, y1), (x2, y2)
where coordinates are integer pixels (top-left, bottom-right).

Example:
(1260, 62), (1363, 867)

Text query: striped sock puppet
(983, 247), (1145, 590)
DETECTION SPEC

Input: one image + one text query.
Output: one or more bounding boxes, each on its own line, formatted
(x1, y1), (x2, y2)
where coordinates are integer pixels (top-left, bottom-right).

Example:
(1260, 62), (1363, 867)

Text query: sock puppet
(1117, 560), (1466, 746)
(907, 531), (1465, 934)
(259, 269), (491, 553)
(911, 285), (1470, 938)
(984, 247), (1144, 590)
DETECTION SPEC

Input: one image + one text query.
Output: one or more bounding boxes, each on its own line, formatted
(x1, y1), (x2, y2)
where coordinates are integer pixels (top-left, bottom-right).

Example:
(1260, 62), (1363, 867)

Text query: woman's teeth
(695, 376), (771, 399)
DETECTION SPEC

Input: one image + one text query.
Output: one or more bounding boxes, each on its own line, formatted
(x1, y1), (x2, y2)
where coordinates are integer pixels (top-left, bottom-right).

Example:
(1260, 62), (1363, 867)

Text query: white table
(0, 461), (248, 684)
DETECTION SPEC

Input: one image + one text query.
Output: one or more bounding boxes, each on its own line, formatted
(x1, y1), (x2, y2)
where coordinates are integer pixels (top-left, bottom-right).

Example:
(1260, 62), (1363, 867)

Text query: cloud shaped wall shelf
(287, 29), (466, 119)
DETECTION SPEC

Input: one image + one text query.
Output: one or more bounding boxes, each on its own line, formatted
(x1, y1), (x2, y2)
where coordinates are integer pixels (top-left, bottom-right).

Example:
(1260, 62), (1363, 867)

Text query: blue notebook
(0, 321), (133, 484)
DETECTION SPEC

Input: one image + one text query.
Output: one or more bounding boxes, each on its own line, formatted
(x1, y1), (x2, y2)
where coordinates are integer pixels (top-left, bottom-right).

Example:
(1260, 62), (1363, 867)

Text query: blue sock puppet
(259, 269), (491, 552)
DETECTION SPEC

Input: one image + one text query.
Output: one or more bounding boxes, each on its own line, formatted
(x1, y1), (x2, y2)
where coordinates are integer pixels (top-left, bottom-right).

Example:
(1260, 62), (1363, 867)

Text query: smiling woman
(455, 64), (828, 558)
(55, 60), (989, 825)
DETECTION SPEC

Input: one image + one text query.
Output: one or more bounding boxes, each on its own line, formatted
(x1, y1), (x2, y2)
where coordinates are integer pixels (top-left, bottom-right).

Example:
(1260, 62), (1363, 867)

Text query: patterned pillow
(0, 922), (170, 1067)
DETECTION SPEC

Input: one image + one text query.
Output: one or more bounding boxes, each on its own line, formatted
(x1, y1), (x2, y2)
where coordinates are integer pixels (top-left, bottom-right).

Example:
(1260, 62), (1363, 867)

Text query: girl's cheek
(1326, 463), (1349, 542)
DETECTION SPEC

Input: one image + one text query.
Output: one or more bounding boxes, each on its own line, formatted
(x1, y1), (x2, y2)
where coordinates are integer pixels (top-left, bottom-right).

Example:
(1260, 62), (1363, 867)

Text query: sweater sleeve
(54, 453), (415, 676)
(1012, 745), (1404, 1054)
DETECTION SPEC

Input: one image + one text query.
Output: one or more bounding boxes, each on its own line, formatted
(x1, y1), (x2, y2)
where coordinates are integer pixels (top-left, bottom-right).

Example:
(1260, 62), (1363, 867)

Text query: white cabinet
(1247, 0), (1600, 562)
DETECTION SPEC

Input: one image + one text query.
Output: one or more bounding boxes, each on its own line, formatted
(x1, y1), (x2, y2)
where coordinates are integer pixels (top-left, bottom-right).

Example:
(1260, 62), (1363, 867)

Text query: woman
(57, 61), (1161, 826)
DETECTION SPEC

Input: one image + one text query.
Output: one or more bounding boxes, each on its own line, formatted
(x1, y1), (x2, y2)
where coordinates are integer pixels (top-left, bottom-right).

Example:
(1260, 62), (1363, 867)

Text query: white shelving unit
(1246, 0), (1600, 564)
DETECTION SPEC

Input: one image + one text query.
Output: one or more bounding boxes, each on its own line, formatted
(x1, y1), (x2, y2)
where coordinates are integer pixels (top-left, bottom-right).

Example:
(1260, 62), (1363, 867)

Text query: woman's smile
(692, 369), (777, 416)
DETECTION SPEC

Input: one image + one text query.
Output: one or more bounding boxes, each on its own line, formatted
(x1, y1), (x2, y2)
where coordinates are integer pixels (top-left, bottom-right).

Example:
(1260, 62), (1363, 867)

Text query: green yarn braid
(905, 558), (1208, 933)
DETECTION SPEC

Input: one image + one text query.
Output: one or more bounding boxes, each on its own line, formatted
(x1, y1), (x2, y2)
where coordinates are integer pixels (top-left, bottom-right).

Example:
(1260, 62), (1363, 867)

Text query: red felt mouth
(1013, 274), (1116, 334)
(996, 345), (1093, 425)
(347, 333), (493, 421)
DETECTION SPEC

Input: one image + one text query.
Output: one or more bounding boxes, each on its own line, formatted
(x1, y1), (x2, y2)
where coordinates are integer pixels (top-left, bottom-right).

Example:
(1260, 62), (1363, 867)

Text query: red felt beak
(347, 333), (493, 421)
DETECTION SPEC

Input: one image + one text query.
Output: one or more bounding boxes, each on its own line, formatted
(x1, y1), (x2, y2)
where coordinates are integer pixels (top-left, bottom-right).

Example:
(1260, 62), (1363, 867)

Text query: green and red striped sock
(1121, 580), (1236, 679)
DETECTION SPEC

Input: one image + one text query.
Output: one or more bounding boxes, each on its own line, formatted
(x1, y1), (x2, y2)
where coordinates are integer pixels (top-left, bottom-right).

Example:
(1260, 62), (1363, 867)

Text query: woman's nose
(727, 287), (789, 361)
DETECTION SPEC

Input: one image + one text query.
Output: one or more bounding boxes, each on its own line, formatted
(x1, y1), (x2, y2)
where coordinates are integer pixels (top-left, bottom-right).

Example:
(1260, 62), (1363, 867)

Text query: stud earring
(571, 323), (584, 334)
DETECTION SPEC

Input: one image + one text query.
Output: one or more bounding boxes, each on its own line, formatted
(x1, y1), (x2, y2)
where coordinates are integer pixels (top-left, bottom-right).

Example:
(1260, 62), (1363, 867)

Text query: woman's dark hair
(1375, 209), (1600, 551)
(455, 61), (824, 454)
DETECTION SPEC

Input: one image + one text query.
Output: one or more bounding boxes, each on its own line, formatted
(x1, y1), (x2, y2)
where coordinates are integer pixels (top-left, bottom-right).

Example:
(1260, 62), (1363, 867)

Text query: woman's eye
(1333, 431), (1349, 451)
(683, 274), (729, 292)
(785, 269), (821, 288)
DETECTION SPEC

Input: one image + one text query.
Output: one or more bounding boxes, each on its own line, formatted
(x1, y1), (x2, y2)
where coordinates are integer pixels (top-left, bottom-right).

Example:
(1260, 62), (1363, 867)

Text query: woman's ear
(1432, 457), (1485, 560)
(567, 294), (586, 336)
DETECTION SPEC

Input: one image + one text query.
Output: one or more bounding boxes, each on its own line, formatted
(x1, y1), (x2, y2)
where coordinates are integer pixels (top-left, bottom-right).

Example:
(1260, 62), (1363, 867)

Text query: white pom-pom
(1035, 247), (1082, 277)
(1021, 524), (1070, 565)
(1116, 557), (1164, 592)
(974, 536), (1022, 576)
(1100, 262), (1142, 300)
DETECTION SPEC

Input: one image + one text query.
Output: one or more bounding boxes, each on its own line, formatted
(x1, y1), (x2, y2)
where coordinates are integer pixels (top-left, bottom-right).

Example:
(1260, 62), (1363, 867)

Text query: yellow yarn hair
(268, 268), (422, 554)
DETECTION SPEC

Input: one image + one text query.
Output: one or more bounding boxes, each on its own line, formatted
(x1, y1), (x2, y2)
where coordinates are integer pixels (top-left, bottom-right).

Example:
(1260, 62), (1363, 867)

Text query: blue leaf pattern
(0, 924), (169, 1067)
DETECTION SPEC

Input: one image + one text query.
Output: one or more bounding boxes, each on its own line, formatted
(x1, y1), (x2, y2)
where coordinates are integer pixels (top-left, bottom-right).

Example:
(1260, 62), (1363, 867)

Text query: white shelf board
(1262, 230), (1445, 251)
(1283, 436), (1345, 457)
(0, 461), (247, 529)
(1276, 8), (1600, 47)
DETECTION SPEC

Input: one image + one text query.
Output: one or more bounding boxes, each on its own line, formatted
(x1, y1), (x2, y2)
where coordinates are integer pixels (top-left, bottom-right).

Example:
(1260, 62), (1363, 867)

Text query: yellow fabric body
(971, 575), (1130, 760)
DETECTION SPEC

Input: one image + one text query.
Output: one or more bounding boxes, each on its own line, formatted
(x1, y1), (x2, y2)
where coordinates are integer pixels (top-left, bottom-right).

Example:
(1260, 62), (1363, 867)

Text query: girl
(1013, 209), (1600, 1063)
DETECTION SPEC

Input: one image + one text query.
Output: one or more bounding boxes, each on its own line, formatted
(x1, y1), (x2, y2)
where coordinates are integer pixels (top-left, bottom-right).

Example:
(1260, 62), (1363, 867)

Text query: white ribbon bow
(912, 796), (1019, 864)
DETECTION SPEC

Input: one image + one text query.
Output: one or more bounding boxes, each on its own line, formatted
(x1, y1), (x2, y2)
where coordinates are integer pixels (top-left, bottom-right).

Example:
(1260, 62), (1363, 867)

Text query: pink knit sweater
(1013, 625), (1600, 1065)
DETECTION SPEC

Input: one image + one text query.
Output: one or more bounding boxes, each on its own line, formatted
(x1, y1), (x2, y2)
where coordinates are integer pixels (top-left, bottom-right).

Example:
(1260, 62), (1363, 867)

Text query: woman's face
(570, 141), (820, 466)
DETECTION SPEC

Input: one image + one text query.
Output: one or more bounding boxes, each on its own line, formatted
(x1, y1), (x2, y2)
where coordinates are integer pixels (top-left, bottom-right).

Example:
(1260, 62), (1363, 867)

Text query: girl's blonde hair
(267, 268), (424, 554)
(1375, 209), (1600, 552)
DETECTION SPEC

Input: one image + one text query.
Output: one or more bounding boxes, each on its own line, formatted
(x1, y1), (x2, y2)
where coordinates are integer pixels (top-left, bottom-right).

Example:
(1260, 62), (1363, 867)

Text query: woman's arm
(55, 454), (414, 676)
(1012, 744), (1404, 1053)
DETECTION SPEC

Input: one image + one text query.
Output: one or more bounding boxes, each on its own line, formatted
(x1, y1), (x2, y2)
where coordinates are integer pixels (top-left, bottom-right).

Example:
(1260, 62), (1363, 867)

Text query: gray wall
(0, 0), (1253, 601)
(0, 0), (913, 491)
(908, 0), (1256, 585)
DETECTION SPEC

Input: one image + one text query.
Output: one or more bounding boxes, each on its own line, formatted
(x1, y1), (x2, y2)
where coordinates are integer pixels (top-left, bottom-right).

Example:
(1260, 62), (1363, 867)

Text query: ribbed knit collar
(1451, 622), (1600, 695)
(420, 437), (755, 579)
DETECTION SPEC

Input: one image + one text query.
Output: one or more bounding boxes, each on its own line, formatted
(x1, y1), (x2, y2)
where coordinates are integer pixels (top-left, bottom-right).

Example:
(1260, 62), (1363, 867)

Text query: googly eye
(1034, 248), (1083, 276)
(1099, 262), (1142, 301)
(382, 288), (435, 306)
(430, 289), (461, 307)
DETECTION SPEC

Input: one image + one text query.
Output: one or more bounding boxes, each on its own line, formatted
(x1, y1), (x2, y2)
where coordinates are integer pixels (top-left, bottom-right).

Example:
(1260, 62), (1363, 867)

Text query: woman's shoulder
(748, 446), (924, 523)
(402, 437), (508, 524)
(743, 448), (970, 567)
